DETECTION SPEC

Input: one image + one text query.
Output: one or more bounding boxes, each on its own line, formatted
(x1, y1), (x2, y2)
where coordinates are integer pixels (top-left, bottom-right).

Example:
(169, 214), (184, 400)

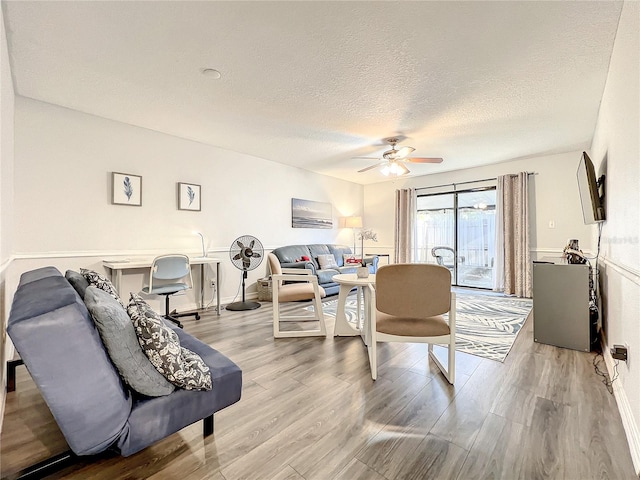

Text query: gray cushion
(316, 268), (339, 284)
(307, 244), (332, 268)
(84, 287), (175, 397)
(272, 245), (312, 264)
(8, 270), (132, 456)
(338, 266), (358, 274)
(328, 245), (353, 267)
(127, 293), (212, 391)
(65, 270), (90, 299)
(81, 268), (124, 307)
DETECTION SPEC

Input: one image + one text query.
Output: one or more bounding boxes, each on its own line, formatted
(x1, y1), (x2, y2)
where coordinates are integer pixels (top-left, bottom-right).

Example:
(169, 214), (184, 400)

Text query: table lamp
(343, 216), (362, 254)
(194, 231), (206, 257)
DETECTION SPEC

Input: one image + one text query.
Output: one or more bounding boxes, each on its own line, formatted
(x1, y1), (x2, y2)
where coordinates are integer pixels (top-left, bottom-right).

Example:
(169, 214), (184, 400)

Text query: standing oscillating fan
(226, 235), (264, 311)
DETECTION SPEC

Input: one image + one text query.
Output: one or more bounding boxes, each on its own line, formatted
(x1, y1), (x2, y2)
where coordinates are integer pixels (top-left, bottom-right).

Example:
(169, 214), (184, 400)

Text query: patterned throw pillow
(343, 254), (363, 266)
(317, 253), (339, 270)
(80, 268), (124, 307)
(127, 293), (212, 391)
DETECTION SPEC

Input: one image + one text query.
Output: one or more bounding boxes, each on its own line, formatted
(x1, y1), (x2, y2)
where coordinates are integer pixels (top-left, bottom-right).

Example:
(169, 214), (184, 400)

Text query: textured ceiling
(3, 1), (623, 184)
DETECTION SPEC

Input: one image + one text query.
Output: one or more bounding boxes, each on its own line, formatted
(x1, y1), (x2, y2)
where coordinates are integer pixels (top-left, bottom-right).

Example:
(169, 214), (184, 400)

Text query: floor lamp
(344, 216), (363, 255)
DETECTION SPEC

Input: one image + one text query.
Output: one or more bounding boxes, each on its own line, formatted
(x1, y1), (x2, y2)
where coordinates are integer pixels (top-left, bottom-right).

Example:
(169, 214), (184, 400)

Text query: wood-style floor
(1, 295), (637, 480)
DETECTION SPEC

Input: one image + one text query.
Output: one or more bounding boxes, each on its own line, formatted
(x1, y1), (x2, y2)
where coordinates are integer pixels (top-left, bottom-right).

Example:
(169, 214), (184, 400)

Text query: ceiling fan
(356, 138), (443, 176)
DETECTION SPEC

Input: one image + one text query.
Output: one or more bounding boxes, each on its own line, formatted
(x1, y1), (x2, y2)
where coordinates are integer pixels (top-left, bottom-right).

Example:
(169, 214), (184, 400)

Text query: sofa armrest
(363, 255), (379, 273)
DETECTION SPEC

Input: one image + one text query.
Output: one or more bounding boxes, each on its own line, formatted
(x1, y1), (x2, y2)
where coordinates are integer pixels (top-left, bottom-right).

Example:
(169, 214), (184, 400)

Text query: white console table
(103, 257), (221, 315)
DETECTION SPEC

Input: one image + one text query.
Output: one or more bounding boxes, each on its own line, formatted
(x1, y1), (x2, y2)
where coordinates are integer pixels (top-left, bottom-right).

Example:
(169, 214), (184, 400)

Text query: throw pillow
(84, 287), (175, 397)
(127, 293), (212, 391)
(343, 254), (364, 266)
(81, 268), (124, 307)
(317, 254), (339, 270)
(65, 270), (90, 299)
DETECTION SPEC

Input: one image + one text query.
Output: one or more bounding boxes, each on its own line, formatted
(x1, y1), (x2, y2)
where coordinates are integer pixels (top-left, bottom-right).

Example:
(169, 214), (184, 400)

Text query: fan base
(226, 301), (261, 311)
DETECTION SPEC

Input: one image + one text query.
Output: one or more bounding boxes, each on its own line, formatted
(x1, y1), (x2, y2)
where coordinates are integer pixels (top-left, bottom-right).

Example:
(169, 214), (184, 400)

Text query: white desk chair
(142, 254), (200, 328)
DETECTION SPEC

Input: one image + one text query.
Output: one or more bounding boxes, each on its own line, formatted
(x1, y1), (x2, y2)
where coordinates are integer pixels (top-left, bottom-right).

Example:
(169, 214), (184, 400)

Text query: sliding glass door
(416, 188), (496, 289)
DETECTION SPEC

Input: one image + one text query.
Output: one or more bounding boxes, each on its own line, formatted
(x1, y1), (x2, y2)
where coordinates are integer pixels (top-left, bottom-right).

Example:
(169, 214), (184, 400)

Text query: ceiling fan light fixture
(381, 161), (410, 177)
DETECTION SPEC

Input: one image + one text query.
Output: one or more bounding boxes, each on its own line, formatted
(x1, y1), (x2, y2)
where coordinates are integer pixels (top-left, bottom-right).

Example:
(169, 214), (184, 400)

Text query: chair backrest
(431, 246), (454, 266)
(376, 263), (451, 318)
(152, 254), (191, 279)
(149, 255), (193, 292)
(267, 253), (282, 276)
(267, 253), (284, 290)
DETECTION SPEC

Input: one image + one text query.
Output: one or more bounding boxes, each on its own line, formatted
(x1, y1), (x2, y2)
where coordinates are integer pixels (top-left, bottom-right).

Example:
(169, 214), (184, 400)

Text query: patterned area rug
(310, 293), (532, 362)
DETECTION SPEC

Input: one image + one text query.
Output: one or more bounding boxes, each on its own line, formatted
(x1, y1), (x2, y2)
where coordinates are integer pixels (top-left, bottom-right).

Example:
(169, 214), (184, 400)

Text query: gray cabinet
(533, 258), (591, 352)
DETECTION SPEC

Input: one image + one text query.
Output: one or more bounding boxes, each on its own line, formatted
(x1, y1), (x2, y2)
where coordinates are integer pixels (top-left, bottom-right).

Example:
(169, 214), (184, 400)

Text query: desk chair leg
(163, 295), (183, 329)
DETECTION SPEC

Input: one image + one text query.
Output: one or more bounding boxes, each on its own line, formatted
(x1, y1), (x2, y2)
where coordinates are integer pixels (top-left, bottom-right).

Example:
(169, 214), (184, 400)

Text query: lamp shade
(344, 216), (363, 228)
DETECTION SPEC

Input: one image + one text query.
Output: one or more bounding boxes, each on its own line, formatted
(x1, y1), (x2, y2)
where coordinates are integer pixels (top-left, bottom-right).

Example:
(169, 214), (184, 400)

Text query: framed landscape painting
(291, 198), (333, 229)
(112, 172), (142, 206)
(178, 182), (201, 211)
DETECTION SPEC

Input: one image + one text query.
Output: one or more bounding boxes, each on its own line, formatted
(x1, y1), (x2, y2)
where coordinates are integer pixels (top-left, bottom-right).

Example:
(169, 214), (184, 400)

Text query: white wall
(0, 2), (15, 426)
(363, 151), (593, 260)
(11, 97), (363, 312)
(589, 1), (640, 473)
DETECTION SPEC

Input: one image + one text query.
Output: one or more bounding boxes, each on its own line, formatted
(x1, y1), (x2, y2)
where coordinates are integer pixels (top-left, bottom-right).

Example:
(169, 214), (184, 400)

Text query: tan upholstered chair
(369, 263), (455, 383)
(268, 253), (327, 338)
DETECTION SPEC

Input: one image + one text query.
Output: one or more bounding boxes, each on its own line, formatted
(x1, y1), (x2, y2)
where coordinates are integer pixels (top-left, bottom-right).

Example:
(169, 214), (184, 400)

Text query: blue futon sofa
(6, 266), (242, 475)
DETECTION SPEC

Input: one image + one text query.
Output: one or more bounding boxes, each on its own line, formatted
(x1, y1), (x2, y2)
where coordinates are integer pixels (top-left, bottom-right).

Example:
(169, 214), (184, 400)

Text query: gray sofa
(270, 244), (378, 296)
(6, 267), (242, 475)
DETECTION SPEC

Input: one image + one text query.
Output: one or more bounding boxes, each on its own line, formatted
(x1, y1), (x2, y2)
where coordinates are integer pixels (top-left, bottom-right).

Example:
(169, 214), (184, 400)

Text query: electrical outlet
(611, 344), (628, 362)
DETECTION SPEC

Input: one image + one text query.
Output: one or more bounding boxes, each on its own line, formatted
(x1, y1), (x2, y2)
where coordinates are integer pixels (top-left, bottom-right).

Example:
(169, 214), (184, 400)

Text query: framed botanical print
(112, 172), (142, 206)
(178, 182), (201, 211)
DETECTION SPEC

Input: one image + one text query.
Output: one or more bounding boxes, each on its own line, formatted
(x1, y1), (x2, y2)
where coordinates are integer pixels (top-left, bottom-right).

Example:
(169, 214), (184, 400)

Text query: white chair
(369, 263), (455, 383)
(267, 253), (327, 338)
(142, 254), (200, 328)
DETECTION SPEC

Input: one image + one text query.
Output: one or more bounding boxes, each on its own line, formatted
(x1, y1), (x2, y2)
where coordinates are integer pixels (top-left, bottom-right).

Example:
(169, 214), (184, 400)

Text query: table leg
(333, 283), (358, 336)
(200, 264), (205, 310)
(114, 269), (122, 295)
(216, 262), (220, 315)
(356, 286), (362, 329)
(365, 285), (377, 378)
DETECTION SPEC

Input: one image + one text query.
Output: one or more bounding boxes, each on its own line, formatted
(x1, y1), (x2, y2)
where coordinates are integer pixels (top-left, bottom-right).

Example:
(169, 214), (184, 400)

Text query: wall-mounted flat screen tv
(577, 151), (605, 224)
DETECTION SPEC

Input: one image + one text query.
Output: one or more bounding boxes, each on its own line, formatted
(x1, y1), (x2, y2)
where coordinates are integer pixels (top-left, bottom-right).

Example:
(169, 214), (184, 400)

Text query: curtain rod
(416, 172), (537, 192)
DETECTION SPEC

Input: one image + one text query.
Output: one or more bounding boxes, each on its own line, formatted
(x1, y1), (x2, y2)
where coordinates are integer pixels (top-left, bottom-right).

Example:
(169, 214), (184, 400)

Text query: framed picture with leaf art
(178, 182), (201, 211)
(112, 172), (142, 206)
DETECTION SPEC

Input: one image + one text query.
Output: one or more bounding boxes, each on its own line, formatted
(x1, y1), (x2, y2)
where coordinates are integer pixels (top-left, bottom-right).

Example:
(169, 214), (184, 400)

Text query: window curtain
(497, 172), (532, 298)
(394, 188), (416, 263)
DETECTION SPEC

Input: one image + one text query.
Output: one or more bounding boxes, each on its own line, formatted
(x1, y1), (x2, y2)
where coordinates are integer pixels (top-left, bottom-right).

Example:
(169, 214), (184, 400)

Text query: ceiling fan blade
(405, 157), (444, 164)
(358, 162), (385, 173)
(352, 156), (381, 160)
(395, 146), (415, 158)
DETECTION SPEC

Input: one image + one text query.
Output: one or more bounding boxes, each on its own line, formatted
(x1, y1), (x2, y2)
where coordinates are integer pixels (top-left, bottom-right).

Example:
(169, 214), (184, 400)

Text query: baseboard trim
(603, 336), (640, 476)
